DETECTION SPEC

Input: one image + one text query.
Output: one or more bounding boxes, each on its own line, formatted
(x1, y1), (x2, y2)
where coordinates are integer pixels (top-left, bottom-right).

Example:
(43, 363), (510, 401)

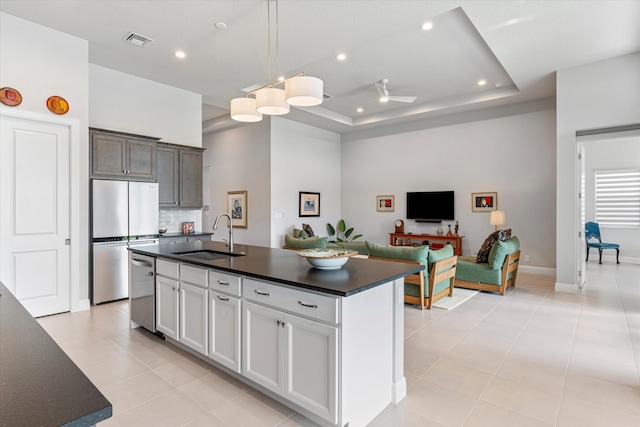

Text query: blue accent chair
(585, 222), (620, 264)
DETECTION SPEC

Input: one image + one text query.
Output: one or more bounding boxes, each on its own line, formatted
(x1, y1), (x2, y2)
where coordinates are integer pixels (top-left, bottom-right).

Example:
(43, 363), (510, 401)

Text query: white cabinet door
(179, 282), (208, 355)
(156, 276), (179, 340)
(242, 301), (283, 394)
(284, 314), (338, 424)
(209, 291), (241, 372)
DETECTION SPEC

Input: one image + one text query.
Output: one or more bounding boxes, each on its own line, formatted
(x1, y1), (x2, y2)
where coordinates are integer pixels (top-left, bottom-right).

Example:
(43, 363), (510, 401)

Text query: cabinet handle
(254, 290), (269, 296)
(217, 280), (230, 286)
(217, 295), (229, 302)
(277, 320), (281, 326)
(145, 271), (154, 277)
(298, 301), (318, 309)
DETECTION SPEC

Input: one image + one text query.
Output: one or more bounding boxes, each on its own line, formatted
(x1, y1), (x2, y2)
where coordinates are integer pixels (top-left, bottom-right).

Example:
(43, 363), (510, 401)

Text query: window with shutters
(594, 169), (640, 228)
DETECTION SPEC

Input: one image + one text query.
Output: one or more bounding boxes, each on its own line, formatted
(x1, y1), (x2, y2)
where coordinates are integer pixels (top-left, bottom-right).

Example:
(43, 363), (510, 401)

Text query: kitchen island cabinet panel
(156, 275), (179, 340)
(209, 291), (241, 372)
(242, 301), (283, 394)
(179, 282), (208, 355)
(285, 313), (337, 424)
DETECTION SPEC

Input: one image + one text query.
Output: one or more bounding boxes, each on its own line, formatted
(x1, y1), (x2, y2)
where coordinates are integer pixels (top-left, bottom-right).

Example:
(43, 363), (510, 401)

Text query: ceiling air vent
(123, 32), (154, 47)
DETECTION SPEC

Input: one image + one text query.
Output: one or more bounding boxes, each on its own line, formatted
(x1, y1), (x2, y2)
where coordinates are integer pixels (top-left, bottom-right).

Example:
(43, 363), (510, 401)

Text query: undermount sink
(174, 250), (244, 261)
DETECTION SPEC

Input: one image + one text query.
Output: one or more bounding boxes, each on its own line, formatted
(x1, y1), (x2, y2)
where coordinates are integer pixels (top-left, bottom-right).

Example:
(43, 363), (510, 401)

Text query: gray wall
(341, 107), (557, 272)
(202, 120), (272, 247)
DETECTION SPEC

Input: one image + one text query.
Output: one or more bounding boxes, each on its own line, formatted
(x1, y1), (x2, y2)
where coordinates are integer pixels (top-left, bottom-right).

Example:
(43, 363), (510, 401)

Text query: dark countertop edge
(159, 231), (213, 238)
(0, 282), (113, 427)
(128, 244), (424, 297)
(60, 407), (113, 427)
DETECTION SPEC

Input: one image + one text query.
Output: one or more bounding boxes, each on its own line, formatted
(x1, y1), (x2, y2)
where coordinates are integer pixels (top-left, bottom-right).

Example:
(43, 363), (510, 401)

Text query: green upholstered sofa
(454, 236), (521, 295)
(366, 241), (457, 310)
(283, 234), (369, 255)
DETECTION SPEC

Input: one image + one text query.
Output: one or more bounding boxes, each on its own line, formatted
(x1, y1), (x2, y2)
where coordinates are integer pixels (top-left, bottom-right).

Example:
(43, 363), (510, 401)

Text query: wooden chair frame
(369, 255), (457, 310)
(455, 250), (520, 296)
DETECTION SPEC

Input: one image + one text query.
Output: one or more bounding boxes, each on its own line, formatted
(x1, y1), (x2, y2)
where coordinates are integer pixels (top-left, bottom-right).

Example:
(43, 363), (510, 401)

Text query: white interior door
(577, 142), (586, 287)
(0, 116), (71, 317)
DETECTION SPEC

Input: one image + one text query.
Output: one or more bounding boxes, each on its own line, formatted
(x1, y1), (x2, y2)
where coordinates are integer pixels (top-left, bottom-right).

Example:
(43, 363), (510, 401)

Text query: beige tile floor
(37, 262), (640, 427)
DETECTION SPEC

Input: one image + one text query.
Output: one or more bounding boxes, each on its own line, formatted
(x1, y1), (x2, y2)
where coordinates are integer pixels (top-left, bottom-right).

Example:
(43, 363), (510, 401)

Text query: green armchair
(366, 241), (457, 310)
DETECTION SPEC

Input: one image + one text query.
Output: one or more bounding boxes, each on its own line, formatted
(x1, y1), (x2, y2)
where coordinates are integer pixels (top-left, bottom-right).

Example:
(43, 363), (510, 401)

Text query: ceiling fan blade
(388, 95), (417, 103)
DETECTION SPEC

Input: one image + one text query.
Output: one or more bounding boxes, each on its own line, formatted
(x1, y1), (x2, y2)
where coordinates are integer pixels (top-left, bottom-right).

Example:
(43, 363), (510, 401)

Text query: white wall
(584, 135), (640, 260)
(341, 108), (557, 271)
(89, 64), (202, 146)
(202, 120), (271, 247)
(556, 52), (640, 290)
(270, 117), (342, 247)
(0, 12), (90, 306)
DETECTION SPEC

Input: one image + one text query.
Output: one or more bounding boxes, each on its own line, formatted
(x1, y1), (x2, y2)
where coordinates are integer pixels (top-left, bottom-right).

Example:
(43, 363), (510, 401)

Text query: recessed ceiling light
(174, 50), (186, 59)
(215, 21), (227, 30)
(356, 107), (363, 113)
(278, 76), (285, 81)
(379, 96), (389, 103)
(477, 79), (487, 86)
(420, 22), (433, 31)
(336, 53), (347, 61)
(494, 82), (503, 88)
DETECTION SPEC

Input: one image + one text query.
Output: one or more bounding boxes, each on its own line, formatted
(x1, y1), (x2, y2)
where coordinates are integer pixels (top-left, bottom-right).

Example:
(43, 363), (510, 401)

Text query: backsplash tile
(159, 209), (202, 232)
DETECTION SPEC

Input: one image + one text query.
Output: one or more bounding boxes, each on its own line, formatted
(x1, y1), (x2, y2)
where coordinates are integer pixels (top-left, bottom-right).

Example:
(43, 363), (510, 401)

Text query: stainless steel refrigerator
(91, 179), (159, 304)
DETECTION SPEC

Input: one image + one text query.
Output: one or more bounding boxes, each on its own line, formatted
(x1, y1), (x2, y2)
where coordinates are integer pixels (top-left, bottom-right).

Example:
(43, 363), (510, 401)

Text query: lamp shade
(490, 210), (505, 229)
(285, 75), (323, 106)
(256, 87), (290, 115)
(230, 97), (262, 122)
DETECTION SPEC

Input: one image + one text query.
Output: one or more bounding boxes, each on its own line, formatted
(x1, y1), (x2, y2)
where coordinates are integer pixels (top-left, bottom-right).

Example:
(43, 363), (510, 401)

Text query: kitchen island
(129, 241), (422, 427)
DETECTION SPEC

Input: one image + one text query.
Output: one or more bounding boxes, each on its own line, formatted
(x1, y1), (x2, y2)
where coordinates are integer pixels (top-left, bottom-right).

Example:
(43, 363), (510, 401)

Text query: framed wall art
(299, 191), (320, 217)
(376, 195), (395, 212)
(228, 190), (247, 228)
(471, 192), (497, 212)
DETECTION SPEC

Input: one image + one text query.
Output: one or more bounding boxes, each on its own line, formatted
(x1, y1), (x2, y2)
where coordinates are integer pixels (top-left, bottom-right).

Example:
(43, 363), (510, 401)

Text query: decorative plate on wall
(46, 95), (69, 115)
(0, 87), (23, 106)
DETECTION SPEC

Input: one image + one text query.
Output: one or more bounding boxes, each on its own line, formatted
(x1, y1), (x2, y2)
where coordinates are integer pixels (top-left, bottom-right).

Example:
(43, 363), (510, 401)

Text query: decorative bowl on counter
(296, 248), (359, 270)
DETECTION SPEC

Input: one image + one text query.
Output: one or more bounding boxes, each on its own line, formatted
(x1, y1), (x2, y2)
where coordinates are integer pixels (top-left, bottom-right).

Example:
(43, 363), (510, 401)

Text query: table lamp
(490, 210), (505, 231)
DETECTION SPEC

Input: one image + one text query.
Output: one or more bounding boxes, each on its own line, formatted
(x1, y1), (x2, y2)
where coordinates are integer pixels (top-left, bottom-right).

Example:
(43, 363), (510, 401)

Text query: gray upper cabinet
(157, 145), (180, 207)
(90, 129), (157, 181)
(157, 143), (204, 209)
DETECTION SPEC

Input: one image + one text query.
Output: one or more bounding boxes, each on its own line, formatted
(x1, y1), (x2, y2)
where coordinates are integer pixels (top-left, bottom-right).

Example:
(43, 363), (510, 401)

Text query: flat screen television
(406, 191), (455, 222)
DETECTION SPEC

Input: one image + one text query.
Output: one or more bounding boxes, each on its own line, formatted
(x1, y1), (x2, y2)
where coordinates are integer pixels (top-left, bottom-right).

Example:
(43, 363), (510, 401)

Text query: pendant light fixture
(230, 0), (323, 122)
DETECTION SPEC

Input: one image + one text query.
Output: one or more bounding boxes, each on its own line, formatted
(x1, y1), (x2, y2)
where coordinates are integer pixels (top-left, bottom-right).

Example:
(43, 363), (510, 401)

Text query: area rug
(432, 288), (478, 310)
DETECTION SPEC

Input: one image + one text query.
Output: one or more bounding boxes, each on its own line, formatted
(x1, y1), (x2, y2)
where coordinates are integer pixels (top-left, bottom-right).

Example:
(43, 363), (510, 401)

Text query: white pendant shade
(285, 76), (323, 106)
(256, 88), (290, 115)
(230, 97), (263, 122)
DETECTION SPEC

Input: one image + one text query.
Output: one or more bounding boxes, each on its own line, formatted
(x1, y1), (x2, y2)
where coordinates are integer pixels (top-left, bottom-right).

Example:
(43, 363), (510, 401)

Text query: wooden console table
(389, 233), (464, 256)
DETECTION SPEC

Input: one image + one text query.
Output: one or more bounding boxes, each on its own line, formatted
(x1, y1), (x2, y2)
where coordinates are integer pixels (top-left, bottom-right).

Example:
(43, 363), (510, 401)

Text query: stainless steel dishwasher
(128, 252), (156, 332)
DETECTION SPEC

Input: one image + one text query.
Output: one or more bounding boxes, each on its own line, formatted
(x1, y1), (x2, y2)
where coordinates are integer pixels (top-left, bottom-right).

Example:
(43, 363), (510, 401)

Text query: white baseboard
(71, 299), (90, 312)
(519, 265), (556, 276)
(555, 282), (578, 294)
(601, 255), (640, 264)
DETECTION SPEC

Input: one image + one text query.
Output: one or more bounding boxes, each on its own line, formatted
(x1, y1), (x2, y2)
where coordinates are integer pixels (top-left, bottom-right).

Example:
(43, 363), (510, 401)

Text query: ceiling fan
(374, 79), (417, 103)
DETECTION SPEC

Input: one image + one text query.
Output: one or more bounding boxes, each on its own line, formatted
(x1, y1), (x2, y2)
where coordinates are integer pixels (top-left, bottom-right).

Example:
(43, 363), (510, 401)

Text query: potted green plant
(327, 219), (362, 242)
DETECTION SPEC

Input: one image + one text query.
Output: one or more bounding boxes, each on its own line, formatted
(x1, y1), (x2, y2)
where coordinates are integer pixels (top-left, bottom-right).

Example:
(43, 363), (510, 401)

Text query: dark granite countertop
(0, 282), (112, 427)
(129, 241), (423, 297)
